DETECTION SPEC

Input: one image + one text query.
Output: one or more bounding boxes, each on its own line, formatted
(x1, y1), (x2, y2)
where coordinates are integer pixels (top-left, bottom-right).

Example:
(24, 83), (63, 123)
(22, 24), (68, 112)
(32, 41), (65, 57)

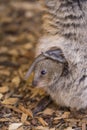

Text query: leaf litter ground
(0, 0), (87, 130)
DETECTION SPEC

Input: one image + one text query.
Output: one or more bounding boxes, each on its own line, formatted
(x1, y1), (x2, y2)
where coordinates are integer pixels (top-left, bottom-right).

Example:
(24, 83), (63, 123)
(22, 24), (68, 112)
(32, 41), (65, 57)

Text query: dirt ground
(0, 0), (87, 130)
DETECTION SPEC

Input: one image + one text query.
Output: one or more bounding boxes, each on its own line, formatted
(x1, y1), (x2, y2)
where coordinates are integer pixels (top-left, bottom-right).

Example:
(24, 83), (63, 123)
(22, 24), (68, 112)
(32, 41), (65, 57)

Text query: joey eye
(41, 70), (47, 75)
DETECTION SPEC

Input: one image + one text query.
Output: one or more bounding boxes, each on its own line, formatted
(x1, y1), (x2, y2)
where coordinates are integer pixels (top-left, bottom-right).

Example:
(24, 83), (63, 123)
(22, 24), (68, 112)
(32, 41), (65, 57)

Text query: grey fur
(27, 0), (87, 110)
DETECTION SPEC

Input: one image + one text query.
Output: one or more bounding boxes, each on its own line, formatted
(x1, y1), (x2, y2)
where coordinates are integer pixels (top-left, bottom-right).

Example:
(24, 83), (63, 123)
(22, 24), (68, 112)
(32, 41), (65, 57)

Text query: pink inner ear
(42, 48), (67, 64)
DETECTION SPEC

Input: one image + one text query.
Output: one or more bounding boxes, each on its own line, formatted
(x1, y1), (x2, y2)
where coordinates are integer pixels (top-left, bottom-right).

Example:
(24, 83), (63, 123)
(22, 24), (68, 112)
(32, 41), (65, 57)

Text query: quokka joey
(25, 0), (87, 110)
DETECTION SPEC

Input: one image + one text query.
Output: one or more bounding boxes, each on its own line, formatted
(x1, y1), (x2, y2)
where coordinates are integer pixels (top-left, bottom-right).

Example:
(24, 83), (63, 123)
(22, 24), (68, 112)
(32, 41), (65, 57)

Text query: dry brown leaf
(18, 69), (24, 79)
(0, 70), (10, 76)
(25, 11), (34, 18)
(17, 126), (24, 130)
(0, 47), (8, 53)
(6, 36), (17, 42)
(31, 89), (45, 98)
(0, 86), (9, 93)
(9, 123), (23, 130)
(0, 93), (3, 99)
(2, 98), (19, 105)
(23, 43), (33, 50)
(27, 34), (36, 42)
(64, 127), (74, 130)
(21, 113), (28, 123)
(54, 112), (70, 120)
(50, 128), (55, 130)
(34, 126), (49, 130)
(38, 117), (48, 127)
(12, 77), (20, 86)
(9, 49), (19, 56)
(5, 105), (22, 113)
(1, 17), (12, 23)
(62, 112), (70, 119)
(43, 108), (54, 115)
(54, 116), (63, 120)
(66, 119), (80, 122)
(19, 105), (33, 118)
(0, 118), (10, 122)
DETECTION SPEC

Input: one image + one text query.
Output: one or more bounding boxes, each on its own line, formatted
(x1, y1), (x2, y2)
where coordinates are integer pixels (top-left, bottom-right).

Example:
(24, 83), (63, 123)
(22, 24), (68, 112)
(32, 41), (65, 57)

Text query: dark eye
(41, 70), (47, 75)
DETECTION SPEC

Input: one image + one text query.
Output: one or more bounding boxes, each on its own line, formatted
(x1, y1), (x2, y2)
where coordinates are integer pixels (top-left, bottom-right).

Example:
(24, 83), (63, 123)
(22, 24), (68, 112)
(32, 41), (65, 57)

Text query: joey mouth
(32, 78), (47, 88)
(25, 47), (68, 91)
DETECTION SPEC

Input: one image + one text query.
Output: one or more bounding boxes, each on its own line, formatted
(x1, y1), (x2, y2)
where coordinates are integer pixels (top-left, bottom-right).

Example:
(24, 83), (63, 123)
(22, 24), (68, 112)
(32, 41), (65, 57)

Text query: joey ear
(42, 47), (67, 63)
(24, 54), (46, 80)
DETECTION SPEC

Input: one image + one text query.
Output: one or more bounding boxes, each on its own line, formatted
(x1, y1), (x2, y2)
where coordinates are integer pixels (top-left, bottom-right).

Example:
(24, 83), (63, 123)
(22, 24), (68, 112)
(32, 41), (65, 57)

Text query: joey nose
(32, 80), (38, 87)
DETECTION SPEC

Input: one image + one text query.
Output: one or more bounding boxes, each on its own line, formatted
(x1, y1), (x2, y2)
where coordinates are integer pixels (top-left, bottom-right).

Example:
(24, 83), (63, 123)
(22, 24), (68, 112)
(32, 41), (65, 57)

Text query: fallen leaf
(25, 11), (34, 18)
(43, 108), (54, 115)
(9, 49), (19, 56)
(34, 126), (49, 130)
(2, 98), (19, 105)
(0, 93), (3, 99)
(50, 128), (55, 130)
(21, 113), (28, 123)
(0, 70), (10, 76)
(17, 126), (24, 130)
(62, 112), (70, 119)
(9, 123), (22, 130)
(5, 105), (23, 113)
(0, 118), (10, 122)
(23, 43), (33, 50)
(31, 89), (45, 98)
(64, 127), (74, 130)
(12, 77), (20, 86)
(54, 112), (70, 120)
(19, 105), (33, 118)
(6, 36), (17, 42)
(0, 86), (9, 93)
(38, 117), (48, 126)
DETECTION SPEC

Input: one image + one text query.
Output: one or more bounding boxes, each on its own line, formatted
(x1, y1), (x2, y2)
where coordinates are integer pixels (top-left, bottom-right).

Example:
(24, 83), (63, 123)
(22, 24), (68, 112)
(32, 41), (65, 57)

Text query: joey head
(25, 47), (68, 89)
(32, 58), (63, 89)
